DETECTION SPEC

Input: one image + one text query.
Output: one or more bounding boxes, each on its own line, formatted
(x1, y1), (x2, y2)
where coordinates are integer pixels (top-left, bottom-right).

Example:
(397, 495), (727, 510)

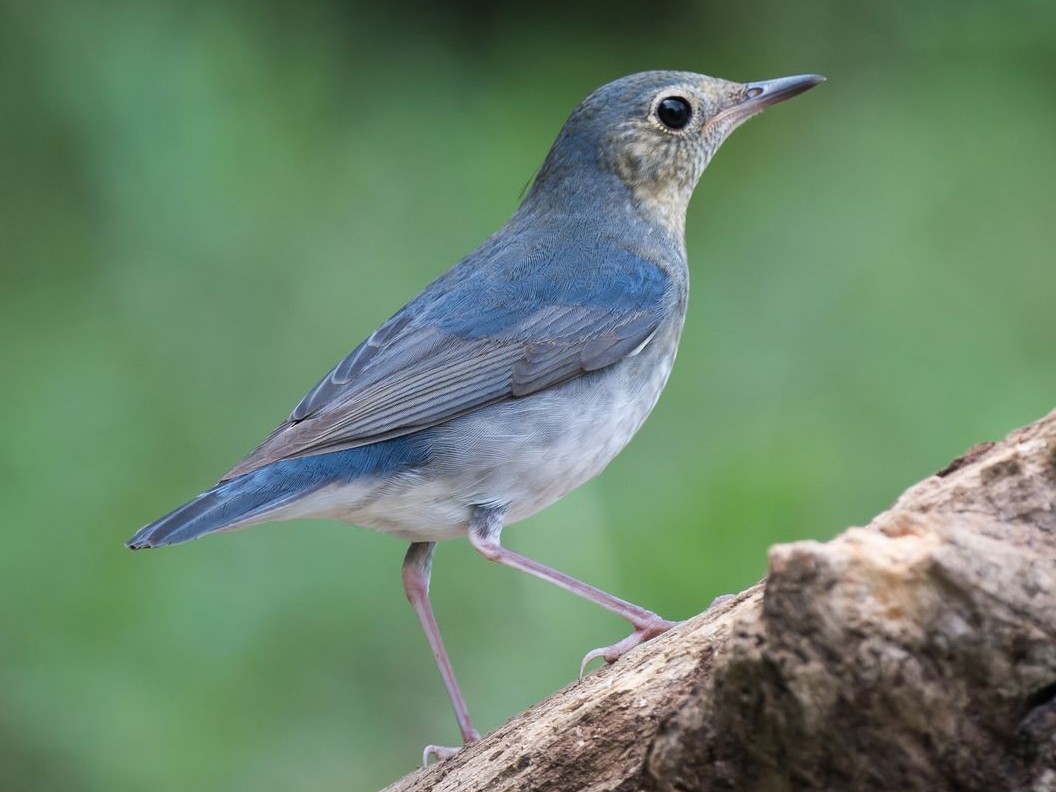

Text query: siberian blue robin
(129, 70), (823, 758)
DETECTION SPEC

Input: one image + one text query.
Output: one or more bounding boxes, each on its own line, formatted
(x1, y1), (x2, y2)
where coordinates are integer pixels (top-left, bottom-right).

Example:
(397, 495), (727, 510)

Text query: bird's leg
(401, 542), (480, 763)
(467, 506), (675, 677)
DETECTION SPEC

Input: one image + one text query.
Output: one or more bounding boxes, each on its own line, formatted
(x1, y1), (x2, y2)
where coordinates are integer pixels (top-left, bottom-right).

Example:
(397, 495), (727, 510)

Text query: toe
(578, 618), (679, 677)
(423, 743), (462, 765)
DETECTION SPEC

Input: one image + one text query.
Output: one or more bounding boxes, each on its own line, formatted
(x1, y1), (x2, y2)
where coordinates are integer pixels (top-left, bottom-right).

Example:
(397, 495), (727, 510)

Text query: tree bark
(383, 410), (1056, 792)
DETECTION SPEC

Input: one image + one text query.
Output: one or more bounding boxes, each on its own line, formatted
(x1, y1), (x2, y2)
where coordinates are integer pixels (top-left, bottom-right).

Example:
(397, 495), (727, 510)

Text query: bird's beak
(714, 73), (825, 128)
(743, 73), (825, 108)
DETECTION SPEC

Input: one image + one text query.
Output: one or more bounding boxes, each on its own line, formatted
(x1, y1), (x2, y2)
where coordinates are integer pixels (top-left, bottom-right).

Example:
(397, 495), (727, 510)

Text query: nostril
(746, 86), (764, 99)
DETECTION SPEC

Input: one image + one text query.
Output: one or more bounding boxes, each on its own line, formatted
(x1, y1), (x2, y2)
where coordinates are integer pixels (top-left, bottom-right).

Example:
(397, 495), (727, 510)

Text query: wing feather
(222, 242), (671, 481)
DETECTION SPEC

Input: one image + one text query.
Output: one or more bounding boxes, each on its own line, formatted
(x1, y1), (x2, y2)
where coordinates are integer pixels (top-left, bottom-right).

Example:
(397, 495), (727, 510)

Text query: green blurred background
(2, 0), (1054, 789)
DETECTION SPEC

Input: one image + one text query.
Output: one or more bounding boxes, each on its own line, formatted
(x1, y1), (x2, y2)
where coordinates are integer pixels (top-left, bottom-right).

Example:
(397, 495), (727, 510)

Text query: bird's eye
(656, 96), (692, 130)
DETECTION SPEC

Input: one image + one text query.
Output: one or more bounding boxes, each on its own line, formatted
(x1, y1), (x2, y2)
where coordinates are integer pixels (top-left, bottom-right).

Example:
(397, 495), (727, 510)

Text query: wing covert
(222, 242), (671, 480)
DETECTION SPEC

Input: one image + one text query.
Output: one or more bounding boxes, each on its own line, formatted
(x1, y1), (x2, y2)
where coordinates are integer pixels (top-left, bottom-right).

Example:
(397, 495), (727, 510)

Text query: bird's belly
(287, 334), (679, 542)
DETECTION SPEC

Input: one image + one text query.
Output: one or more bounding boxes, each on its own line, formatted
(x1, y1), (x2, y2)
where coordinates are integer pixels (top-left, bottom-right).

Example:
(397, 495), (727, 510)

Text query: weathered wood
(383, 410), (1056, 792)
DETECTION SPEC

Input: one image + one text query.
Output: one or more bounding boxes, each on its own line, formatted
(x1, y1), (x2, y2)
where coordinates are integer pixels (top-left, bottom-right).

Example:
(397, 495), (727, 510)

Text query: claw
(423, 743), (458, 766)
(579, 646), (607, 678)
(421, 727), (480, 766)
(578, 617), (677, 677)
(422, 737), (474, 766)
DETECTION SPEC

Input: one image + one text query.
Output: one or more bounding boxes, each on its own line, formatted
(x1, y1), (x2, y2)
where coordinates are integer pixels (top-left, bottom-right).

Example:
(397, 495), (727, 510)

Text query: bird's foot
(422, 744), (461, 766)
(421, 728), (480, 766)
(707, 592), (736, 610)
(579, 616), (676, 677)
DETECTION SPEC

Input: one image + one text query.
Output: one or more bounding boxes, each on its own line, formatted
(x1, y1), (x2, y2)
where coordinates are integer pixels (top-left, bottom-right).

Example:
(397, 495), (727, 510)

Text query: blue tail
(127, 473), (291, 549)
(127, 438), (429, 549)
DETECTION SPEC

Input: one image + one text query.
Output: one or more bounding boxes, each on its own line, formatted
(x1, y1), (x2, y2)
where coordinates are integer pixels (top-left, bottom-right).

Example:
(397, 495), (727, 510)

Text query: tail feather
(127, 436), (430, 550)
(127, 474), (301, 549)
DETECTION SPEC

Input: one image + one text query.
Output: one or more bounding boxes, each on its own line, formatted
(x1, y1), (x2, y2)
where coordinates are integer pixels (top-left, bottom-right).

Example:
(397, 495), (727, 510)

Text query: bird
(128, 69), (823, 760)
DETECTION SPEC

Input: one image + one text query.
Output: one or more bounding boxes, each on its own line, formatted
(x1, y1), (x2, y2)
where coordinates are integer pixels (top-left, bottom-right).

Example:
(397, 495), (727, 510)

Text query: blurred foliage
(2, 0), (1055, 789)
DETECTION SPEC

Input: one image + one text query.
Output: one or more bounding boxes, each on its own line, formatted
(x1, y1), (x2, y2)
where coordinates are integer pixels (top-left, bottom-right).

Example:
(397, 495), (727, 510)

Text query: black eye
(656, 96), (692, 130)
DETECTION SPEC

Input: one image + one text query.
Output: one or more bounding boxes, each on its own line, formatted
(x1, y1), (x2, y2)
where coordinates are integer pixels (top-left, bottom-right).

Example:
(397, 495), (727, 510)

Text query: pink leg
(467, 506), (675, 676)
(402, 542), (479, 763)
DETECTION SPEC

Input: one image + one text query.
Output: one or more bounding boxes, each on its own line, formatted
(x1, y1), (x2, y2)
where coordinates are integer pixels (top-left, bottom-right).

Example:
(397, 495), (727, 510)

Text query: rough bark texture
(383, 410), (1056, 792)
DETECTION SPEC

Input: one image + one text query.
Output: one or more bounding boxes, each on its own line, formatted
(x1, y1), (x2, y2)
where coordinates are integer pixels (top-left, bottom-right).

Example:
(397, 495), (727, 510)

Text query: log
(383, 410), (1056, 792)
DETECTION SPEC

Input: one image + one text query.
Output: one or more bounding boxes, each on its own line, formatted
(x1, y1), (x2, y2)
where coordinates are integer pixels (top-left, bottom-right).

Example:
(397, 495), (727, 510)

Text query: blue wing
(223, 236), (671, 480)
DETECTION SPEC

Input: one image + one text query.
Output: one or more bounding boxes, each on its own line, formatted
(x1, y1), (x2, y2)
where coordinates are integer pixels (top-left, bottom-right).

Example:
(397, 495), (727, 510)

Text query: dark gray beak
(742, 73), (826, 109)
(711, 73), (824, 130)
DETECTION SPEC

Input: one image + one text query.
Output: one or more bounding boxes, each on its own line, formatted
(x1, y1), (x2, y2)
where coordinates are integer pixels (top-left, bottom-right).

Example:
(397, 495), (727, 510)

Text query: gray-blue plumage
(128, 69), (822, 754)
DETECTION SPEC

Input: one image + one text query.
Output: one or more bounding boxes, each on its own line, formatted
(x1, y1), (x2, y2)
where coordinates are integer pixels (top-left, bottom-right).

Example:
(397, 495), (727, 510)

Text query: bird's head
(525, 70), (823, 238)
